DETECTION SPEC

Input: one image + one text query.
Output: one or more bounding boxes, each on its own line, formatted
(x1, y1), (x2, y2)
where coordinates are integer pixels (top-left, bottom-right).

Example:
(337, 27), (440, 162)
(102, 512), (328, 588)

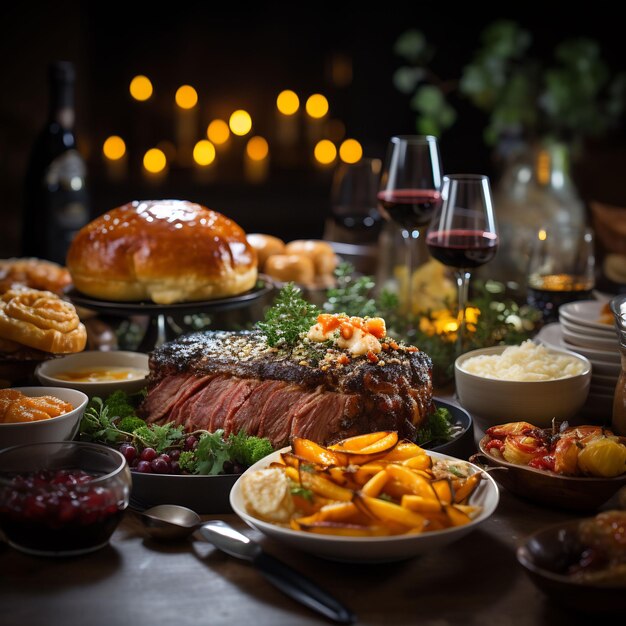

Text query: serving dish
(454, 344), (591, 430)
(536, 322), (620, 363)
(473, 435), (626, 511)
(0, 441), (130, 556)
(560, 325), (618, 351)
(230, 448), (499, 563)
(36, 350), (149, 397)
(558, 300), (615, 332)
(126, 399), (471, 513)
(517, 518), (625, 614)
(0, 386), (88, 449)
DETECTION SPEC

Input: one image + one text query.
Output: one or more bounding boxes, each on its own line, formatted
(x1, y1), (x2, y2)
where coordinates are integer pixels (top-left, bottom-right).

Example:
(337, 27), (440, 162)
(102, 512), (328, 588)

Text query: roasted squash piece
(444, 505), (472, 527)
(401, 494), (443, 514)
(328, 431), (392, 452)
(354, 493), (427, 530)
(381, 440), (425, 462)
(432, 479), (454, 505)
(385, 464), (438, 500)
(360, 469), (390, 497)
(402, 454), (433, 470)
(292, 438), (348, 467)
(299, 467), (354, 501)
(453, 473), (482, 504)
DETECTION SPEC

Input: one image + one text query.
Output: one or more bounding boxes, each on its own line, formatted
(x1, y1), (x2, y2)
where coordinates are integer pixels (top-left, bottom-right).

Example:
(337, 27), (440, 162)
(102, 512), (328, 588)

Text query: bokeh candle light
(245, 135), (269, 183)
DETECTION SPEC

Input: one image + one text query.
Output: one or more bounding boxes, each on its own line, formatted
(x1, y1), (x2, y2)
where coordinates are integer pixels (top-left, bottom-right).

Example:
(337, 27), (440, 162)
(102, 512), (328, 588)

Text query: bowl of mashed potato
(454, 341), (591, 430)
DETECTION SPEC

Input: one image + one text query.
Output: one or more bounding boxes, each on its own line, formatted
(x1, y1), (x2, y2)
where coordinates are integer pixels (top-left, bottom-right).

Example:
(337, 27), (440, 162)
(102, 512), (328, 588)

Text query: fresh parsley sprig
(257, 283), (320, 348)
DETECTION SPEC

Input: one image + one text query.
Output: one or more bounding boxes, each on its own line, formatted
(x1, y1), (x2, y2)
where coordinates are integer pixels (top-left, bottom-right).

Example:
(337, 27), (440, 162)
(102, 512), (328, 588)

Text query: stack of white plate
(535, 300), (620, 419)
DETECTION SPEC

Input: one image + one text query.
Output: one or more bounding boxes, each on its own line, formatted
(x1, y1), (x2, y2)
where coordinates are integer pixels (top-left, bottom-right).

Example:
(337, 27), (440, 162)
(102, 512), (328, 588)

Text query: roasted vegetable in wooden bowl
(472, 422), (626, 511)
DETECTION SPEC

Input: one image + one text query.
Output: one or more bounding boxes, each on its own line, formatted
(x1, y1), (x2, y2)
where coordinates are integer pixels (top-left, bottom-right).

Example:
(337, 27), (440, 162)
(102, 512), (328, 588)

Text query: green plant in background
(393, 20), (626, 146)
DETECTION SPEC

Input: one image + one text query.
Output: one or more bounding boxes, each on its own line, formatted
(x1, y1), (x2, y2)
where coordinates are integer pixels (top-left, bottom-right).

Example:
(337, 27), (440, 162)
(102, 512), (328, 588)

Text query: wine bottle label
(44, 150), (89, 229)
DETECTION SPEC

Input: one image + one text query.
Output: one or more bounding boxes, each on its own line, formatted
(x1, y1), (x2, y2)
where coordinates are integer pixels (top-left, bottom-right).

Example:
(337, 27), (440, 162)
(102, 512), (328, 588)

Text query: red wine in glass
(426, 229), (499, 269)
(377, 189), (442, 229)
(425, 174), (498, 356)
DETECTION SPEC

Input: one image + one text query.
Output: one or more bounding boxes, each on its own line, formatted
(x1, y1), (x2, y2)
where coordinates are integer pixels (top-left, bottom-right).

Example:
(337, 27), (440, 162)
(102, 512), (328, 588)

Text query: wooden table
(1, 482), (604, 626)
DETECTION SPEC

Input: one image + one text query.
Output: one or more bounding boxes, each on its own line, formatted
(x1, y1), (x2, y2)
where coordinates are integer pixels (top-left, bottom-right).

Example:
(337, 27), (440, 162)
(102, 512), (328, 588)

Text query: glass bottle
(483, 141), (585, 297)
(22, 61), (90, 265)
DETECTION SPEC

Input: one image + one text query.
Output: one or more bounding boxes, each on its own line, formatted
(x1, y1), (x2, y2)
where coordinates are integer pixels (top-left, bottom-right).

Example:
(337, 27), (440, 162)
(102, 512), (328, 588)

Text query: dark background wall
(1, 3), (624, 258)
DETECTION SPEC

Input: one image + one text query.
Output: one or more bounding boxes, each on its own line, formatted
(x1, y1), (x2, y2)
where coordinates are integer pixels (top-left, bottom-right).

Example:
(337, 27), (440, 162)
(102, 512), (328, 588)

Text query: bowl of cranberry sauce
(0, 442), (131, 556)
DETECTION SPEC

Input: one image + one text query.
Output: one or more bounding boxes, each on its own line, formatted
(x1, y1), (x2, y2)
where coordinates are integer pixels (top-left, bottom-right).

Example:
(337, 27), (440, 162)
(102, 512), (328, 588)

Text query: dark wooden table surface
(1, 475), (610, 626)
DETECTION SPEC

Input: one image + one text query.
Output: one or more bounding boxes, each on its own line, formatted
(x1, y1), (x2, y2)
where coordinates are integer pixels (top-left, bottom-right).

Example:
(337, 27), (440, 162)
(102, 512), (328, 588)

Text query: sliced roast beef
(141, 330), (434, 447)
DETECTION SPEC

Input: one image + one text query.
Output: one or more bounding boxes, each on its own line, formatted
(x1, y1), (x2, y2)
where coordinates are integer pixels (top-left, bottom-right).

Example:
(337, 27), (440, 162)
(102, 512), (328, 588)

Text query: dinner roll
(67, 200), (258, 304)
(284, 240), (337, 276)
(265, 254), (315, 285)
(246, 234), (286, 270)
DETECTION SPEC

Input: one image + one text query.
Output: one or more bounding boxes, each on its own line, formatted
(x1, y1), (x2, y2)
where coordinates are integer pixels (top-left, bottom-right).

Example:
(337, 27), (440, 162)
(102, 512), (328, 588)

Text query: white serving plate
(559, 316), (616, 339)
(559, 300), (615, 332)
(561, 325), (619, 351)
(230, 448), (499, 563)
(537, 323), (620, 363)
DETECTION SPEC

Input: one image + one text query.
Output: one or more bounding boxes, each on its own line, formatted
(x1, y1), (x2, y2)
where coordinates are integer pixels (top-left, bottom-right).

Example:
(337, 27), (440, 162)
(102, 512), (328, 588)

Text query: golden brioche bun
(66, 200), (258, 304)
(284, 239), (337, 276)
(246, 233), (286, 271)
(0, 288), (86, 354)
(264, 254), (316, 285)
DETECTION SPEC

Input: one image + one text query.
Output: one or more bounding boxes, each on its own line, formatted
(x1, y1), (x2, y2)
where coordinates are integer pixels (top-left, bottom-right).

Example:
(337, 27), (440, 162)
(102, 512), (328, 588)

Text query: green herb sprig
(257, 283), (320, 348)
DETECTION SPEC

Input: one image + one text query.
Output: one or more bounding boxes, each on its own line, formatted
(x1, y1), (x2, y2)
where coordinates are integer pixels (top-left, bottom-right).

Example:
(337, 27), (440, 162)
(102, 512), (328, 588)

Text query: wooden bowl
(472, 436), (626, 511)
(517, 519), (625, 614)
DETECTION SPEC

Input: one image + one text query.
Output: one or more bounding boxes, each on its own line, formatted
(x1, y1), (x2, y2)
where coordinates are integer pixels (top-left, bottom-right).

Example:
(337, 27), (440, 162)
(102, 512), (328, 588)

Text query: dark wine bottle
(22, 61), (89, 264)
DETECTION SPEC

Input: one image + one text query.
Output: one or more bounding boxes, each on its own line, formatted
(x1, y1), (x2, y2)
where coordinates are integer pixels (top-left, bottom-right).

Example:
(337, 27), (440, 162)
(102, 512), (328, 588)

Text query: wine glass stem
(402, 228), (420, 326)
(455, 270), (471, 355)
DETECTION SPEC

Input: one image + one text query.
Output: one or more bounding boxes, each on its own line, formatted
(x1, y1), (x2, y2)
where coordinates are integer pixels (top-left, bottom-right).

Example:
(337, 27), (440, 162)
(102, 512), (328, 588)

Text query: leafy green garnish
(378, 493), (394, 502)
(290, 485), (314, 501)
(132, 423), (185, 453)
(194, 430), (231, 475)
(116, 416), (147, 433)
(257, 283), (320, 348)
(228, 430), (275, 467)
(416, 407), (454, 446)
(81, 397), (132, 445)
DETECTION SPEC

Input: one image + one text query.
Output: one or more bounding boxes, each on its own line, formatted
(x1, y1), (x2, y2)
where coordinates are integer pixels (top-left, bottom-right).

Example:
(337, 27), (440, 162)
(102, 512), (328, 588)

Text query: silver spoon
(134, 504), (203, 541)
(133, 503), (356, 624)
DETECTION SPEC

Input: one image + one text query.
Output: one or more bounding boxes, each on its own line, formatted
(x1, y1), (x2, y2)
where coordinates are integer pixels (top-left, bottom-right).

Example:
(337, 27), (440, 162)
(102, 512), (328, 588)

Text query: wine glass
(426, 175), (498, 354)
(527, 225), (595, 324)
(326, 158), (383, 245)
(377, 136), (443, 327)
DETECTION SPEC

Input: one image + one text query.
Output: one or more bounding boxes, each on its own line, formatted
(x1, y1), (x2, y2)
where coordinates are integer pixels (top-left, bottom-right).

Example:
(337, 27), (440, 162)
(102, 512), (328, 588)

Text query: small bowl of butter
(36, 351), (149, 397)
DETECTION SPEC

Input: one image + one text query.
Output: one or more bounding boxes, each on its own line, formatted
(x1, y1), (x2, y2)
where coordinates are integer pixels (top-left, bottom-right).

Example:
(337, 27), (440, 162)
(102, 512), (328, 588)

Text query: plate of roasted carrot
(230, 431), (499, 562)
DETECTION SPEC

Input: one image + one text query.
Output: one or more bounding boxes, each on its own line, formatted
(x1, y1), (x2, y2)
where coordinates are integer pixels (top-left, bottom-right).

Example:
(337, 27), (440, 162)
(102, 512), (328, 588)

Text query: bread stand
(65, 279), (273, 353)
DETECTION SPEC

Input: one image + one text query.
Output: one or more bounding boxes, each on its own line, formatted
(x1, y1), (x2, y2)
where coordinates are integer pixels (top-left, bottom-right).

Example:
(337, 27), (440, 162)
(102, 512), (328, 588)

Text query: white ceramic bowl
(230, 448), (499, 563)
(36, 351), (149, 397)
(0, 387), (88, 449)
(454, 344), (591, 430)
